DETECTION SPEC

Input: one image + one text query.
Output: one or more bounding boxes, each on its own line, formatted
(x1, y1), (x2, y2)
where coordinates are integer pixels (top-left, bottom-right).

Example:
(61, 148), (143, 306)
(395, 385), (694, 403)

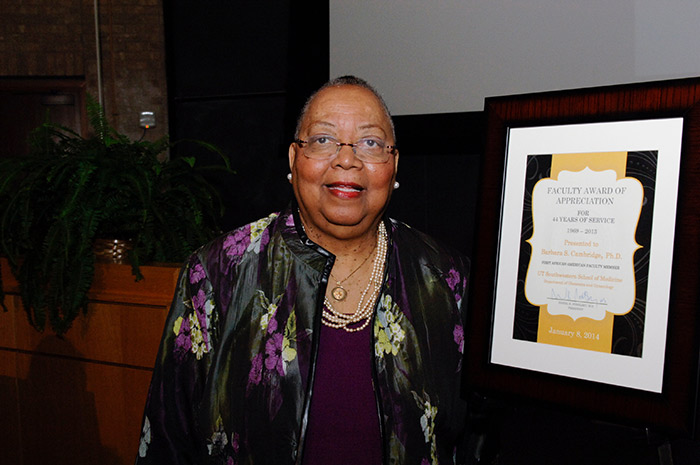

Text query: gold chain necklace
(329, 241), (376, 301)
(322, 222), (388, 332)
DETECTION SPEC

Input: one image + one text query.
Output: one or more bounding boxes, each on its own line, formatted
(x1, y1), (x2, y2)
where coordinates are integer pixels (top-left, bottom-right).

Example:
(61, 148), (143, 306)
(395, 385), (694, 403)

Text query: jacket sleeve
(135, 254), (218, 464)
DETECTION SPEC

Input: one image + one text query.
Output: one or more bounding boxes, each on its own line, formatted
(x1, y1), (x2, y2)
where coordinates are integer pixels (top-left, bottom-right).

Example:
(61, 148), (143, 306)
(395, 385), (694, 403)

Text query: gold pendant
(331, 286), (347, 301)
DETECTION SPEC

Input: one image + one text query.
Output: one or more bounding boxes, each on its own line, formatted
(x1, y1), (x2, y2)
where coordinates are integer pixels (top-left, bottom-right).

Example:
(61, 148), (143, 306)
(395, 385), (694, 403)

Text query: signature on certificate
(548, 287), (608, 305)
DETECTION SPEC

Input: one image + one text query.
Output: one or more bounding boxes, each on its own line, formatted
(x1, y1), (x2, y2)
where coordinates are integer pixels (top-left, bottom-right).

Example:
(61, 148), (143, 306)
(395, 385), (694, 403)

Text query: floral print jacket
(136, 206), (469, 465)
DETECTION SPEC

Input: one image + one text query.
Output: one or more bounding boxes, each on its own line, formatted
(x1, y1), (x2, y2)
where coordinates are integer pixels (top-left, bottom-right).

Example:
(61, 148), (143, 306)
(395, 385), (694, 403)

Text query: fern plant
(0, 97), (232, 335)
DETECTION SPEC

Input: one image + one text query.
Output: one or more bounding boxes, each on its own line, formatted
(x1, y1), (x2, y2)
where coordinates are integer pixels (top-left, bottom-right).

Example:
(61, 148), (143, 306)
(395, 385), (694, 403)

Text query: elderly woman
(136, 76), (469, 464)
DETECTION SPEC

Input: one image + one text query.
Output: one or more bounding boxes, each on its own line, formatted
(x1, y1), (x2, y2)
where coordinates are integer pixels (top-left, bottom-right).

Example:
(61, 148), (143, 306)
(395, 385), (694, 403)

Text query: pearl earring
(287, 173), (292, 182)
(393, 181), (400, 189)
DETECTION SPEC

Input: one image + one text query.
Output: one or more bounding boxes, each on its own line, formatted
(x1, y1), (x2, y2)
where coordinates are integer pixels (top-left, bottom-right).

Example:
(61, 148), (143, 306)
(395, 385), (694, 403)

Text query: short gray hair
(294, 75), (396, 142)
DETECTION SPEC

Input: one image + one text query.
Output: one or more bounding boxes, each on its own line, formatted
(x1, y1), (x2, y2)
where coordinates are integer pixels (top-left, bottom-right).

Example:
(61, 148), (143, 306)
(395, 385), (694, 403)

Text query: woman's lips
(326, 182), (364, 199)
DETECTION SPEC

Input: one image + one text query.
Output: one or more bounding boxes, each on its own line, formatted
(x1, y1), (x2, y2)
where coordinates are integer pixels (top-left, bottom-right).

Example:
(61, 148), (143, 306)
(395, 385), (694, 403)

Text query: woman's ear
(288, 142), (297, 173)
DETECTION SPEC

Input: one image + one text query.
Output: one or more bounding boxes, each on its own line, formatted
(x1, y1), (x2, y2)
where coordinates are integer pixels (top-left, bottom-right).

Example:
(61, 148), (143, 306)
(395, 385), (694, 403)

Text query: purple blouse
(302, 320), (382, 464)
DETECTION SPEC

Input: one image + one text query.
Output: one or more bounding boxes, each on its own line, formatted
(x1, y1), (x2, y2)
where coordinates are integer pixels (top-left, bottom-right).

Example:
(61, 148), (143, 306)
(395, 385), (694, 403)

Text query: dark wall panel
(389, 111), (485, 257)
(387, 153), (480, 258)
(163, 1), (329, 228)
(173, 96), (292, 229)
(165, 2), (292, 97)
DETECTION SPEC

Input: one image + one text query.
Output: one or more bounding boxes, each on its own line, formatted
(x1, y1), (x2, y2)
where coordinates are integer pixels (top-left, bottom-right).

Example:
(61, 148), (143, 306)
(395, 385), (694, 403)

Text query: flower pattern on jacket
(453, 324), (464, 354)
(222, 213), (276, 272)
(223, 227), (250, 260)
(248, 214), (276, 253)
(374, 294), (406, 357)
(259, 296), (278, 333)
(445, 266), (467, 370)
(138, 415), (151, 457)
(208, 416), (229, 455)
(414, 391), (438, 464)
(207, 416), (239, 464)
(247, 291), (298, 397)
(446, 266), (467, 310)
(172, 278), (216, 360)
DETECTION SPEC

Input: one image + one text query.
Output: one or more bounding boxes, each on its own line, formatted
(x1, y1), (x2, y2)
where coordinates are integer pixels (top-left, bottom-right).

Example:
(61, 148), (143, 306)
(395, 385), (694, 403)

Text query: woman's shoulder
(389, 219), (470, 313)
(388, 218), (469, 267)
(209, 211), (281, 252)
(187, 210), (291, 272)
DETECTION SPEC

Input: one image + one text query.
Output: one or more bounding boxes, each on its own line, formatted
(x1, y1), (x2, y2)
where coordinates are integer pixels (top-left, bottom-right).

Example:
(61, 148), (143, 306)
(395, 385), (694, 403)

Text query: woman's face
(289, 85), (398, 242)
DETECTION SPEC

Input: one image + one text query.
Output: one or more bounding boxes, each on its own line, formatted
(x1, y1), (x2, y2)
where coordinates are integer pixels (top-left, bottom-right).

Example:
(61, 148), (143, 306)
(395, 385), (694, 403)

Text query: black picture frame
(466, 77), (700, 436)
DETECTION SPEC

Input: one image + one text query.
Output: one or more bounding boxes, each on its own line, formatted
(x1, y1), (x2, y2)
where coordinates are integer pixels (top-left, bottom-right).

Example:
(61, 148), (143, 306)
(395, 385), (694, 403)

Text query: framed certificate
(466, 77), (700, 436)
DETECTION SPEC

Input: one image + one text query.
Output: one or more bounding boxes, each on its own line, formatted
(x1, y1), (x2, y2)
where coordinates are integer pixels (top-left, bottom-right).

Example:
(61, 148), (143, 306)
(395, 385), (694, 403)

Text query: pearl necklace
(322, 222), (388, 332)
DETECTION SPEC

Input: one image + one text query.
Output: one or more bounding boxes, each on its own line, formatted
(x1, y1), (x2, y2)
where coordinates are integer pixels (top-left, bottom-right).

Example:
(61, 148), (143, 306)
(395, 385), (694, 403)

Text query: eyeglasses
(295, 135), (396, 164)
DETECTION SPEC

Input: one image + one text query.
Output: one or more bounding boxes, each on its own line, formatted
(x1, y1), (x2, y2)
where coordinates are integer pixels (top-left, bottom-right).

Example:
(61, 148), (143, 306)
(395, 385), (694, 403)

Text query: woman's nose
(333, 142), (362, 168)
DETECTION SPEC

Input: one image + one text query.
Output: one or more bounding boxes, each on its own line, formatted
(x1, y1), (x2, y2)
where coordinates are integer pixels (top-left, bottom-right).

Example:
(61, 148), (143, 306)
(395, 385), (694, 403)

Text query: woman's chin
(320, 208), (368, 228)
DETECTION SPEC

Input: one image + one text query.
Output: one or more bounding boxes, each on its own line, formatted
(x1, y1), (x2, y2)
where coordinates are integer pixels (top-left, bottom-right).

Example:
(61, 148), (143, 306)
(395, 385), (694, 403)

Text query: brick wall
(0, 0), (168, 141)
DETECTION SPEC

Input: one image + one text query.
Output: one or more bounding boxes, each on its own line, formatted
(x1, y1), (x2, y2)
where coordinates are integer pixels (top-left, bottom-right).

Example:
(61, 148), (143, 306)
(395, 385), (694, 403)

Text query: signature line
(546, 297), (607, 306)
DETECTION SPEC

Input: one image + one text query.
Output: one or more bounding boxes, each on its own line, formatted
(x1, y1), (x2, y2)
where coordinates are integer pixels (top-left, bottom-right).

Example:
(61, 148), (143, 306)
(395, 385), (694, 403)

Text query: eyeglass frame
(294, 136), (397, 164)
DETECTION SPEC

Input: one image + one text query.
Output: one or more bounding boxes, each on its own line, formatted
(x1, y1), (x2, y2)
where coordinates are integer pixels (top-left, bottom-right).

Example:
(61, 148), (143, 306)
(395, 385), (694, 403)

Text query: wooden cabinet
(0, 258), (179, 465)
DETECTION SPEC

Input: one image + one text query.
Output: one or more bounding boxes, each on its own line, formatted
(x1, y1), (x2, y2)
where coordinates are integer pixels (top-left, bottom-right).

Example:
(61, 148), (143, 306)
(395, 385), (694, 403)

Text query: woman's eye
(361, 138), (382, 148)
(311, 136), (330, 145)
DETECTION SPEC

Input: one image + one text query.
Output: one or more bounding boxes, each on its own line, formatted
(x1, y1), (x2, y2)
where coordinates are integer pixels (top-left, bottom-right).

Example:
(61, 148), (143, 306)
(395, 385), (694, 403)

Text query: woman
(136, 76), (469, 464)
